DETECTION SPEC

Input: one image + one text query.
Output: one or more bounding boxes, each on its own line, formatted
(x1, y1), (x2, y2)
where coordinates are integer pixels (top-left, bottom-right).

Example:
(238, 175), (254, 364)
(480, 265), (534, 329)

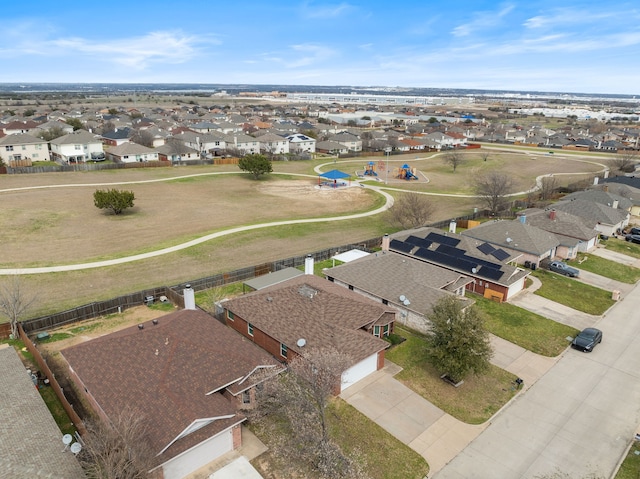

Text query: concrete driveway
(434, 281), (640, 479)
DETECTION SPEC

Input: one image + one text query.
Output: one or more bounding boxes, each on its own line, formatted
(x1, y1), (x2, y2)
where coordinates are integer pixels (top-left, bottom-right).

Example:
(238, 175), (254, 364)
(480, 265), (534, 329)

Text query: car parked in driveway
(548, 261), (580, 277)
(626, 234), (640, 244)
(571, 327), (602, 352)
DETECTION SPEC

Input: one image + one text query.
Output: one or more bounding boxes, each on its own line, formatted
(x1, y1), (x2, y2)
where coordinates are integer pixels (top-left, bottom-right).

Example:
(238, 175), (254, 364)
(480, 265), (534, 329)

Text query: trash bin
(612, 290), (621, 301)
(531, 263), (537, 271)
(524, 261), (531, 268)
(145, 295), (154, 305)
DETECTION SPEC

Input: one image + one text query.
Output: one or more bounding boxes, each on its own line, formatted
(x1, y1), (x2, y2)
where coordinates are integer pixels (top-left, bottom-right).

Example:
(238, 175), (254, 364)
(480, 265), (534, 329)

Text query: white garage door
(163, 428), (233, 479)
(341, 354), (378, 392)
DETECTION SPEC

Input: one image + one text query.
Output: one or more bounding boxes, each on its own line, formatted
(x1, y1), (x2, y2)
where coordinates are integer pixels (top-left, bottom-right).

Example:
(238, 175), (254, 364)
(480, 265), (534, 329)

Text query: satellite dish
(472, 267), (477, 274)
(506, 237), (513, 243)
(62, 434), (73, 446)
(399, 295), (406, 302)
(70, 442), (82, 455)
(296, 338), (306, 348)
(403, 299), (411, 306)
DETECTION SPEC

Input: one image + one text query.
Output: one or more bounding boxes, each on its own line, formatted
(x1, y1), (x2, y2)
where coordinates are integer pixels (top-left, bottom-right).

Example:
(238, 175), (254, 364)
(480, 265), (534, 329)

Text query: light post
(384, 147), (391, 184)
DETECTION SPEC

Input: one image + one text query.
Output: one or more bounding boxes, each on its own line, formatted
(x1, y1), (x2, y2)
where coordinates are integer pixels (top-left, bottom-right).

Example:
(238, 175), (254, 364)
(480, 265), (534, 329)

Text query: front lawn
(574, 254), (640, 284)
(615, 440), (640, 479)
(605, 237), (640, 259)
(329, 399), (430, 479)
(533, 269), (616, 315)
(475, 297), (577, 356)
(249, 397), (430, 479)
(386, 326), (517, 424)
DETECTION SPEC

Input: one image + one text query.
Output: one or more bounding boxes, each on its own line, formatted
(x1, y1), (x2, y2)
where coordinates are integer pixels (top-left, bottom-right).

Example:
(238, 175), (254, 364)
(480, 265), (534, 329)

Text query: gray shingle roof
(518, 209), (598, 243)
(461, 220), (560, 256)
(552, 198), (628, 226)
(49, 129), (101, 145)
(0, 345), (85, 478)
(0, 132), (45, 146)
(324, 252), (474, 315)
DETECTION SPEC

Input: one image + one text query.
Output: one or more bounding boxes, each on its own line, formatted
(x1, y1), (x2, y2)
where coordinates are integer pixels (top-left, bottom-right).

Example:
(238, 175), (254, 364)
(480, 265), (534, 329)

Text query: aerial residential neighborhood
(1, 86), (640, 479)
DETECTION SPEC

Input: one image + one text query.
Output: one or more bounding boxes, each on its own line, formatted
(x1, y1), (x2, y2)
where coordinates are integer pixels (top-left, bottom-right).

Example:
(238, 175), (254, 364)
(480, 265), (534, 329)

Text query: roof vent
(152, 319), (159, 325)
(138, 324), (144, 330)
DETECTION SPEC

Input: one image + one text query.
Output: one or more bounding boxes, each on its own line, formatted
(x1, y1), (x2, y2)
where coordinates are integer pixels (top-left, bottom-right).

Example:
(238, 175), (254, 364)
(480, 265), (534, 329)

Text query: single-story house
(106, 142), (159, 163)
(553, 191), (630, 236)
(516, 209), (599, 259)
(62, 305), (282, 479)
(324, 251), (474, 333)
(222, 274), (394, 392)
(461, 219), (560, 268)
(387, 228), (528, 302)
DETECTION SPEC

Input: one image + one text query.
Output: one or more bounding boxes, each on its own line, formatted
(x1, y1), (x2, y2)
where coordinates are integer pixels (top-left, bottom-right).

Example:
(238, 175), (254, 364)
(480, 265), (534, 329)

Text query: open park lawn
(0, 150), (607, 316)
(386, 327), (517, 424)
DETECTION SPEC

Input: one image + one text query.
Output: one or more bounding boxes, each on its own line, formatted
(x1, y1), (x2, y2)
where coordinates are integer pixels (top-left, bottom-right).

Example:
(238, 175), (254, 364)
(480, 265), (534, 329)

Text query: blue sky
(2, 1), (639, 95)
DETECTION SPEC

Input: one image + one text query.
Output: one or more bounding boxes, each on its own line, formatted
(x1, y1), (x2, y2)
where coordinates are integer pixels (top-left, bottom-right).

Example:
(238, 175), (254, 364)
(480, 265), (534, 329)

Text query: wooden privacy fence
(18, 323), (86, 435)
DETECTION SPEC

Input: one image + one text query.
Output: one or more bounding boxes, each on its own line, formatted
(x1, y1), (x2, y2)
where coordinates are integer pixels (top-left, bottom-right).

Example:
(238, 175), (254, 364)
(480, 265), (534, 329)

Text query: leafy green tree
(427, 296), (493, 383)
(65, 118), (84, 131)
(37, 126), (65, 142)
(238, 154), (273, 179)
(93, 189), (135, 215)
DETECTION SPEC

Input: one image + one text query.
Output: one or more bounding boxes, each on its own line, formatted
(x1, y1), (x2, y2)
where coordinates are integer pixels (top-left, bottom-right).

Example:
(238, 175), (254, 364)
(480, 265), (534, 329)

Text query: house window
(280, 343), (288, 358)
(383, 324), (390, 337)
(227, 310), (234, 321)
(242, 390), (251, 404)
(74, 144), (81, 150)
(36, 144), (42, 150)
(5, 146), (13, 152)
(21, 145), (26, 150)
(248, 323), (254, 336)
(373, 325), (380, 337)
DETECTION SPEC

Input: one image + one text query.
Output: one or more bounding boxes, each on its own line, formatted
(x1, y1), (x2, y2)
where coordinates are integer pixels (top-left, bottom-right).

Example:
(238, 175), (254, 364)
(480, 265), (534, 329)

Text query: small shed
(318, 169), (351, 188)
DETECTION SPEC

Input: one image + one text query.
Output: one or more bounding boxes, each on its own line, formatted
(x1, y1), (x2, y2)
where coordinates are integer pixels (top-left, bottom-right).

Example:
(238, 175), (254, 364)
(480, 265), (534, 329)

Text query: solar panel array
(491, 249), (511, 261)
(390, 233), (505, 282)
(405, 235), (433, 249)
(426, 232), (460, 247)
(390, 239), (414, 253)
(477, 242), (496, 255)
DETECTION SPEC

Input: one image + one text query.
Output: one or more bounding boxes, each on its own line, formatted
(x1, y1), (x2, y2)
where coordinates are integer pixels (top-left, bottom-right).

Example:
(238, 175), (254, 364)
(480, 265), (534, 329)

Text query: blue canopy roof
(319, 169), (350, 180)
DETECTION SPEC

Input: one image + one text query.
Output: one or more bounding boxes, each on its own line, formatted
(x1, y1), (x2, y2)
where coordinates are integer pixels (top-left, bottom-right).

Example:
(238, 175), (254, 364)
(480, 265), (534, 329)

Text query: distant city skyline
(3, 1), (640, 96)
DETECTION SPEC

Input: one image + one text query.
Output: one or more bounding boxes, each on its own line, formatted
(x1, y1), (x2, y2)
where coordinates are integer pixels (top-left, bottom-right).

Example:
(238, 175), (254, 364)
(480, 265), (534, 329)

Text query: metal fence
(19, 238), (382, 334)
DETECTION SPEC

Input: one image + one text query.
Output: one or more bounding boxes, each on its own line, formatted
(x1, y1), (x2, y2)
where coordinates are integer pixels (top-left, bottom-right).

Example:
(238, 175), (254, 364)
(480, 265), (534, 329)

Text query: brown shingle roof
(224, 275), (391, 364)
(61, 309), (280, 464)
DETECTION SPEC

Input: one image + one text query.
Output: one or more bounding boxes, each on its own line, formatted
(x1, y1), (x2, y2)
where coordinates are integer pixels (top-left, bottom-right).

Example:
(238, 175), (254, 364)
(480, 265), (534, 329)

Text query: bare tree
(475, 172), (514, 215)
(611, 150), (638, 173)
(253, 348), (368, 479)
(130, 129), (155, 148)
(539, 176), (559, 201)
(0, 276), (37, 338)
(480, 150), (491, 162)
(387, 192), (435, 229)
(443, 150), (465, 172)
(78, 408), (156, 479)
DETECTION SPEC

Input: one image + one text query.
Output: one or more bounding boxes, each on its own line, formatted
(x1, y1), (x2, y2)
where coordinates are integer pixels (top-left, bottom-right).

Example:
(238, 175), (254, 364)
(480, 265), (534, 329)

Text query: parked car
(629, 227), (640, 236)
(90, 152), (106, 161)
(571, 327), (602, 352)
(548, 261), (580, 277)
(625, 234), (640, 244)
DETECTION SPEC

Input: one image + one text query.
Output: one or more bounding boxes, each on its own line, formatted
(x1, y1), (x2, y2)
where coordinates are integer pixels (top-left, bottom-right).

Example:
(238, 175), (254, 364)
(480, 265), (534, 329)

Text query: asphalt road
(434, 281), (640, 479)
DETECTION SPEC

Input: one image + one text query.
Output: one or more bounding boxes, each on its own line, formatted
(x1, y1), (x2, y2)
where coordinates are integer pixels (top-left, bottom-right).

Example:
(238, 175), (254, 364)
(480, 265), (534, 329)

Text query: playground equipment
(363, 161), (378, 176)
(397, 164), (418, 180)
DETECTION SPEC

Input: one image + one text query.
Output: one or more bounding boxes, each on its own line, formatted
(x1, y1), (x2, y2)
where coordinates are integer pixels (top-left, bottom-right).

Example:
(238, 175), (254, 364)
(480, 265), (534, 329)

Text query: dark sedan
(571, 328), (603, 352)
(626, 234), (640, 244)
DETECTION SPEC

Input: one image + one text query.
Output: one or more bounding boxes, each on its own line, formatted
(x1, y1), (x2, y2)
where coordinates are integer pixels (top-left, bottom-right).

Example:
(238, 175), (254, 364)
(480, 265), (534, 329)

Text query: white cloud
(301, 1), (354, 19)
(263, 43), (336, 68)
(48, 31), (213, 69)
(452, 3), (515, 37)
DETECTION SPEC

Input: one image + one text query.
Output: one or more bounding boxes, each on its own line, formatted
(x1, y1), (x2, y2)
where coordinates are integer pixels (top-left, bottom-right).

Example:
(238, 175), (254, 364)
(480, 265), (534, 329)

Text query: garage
(341, 353), (378, 392)
(162, 427), (233, 479)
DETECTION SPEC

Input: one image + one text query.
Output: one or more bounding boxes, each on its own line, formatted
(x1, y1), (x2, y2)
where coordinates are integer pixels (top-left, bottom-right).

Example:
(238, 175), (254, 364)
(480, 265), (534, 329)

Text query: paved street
(434, 281), (640, 479)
